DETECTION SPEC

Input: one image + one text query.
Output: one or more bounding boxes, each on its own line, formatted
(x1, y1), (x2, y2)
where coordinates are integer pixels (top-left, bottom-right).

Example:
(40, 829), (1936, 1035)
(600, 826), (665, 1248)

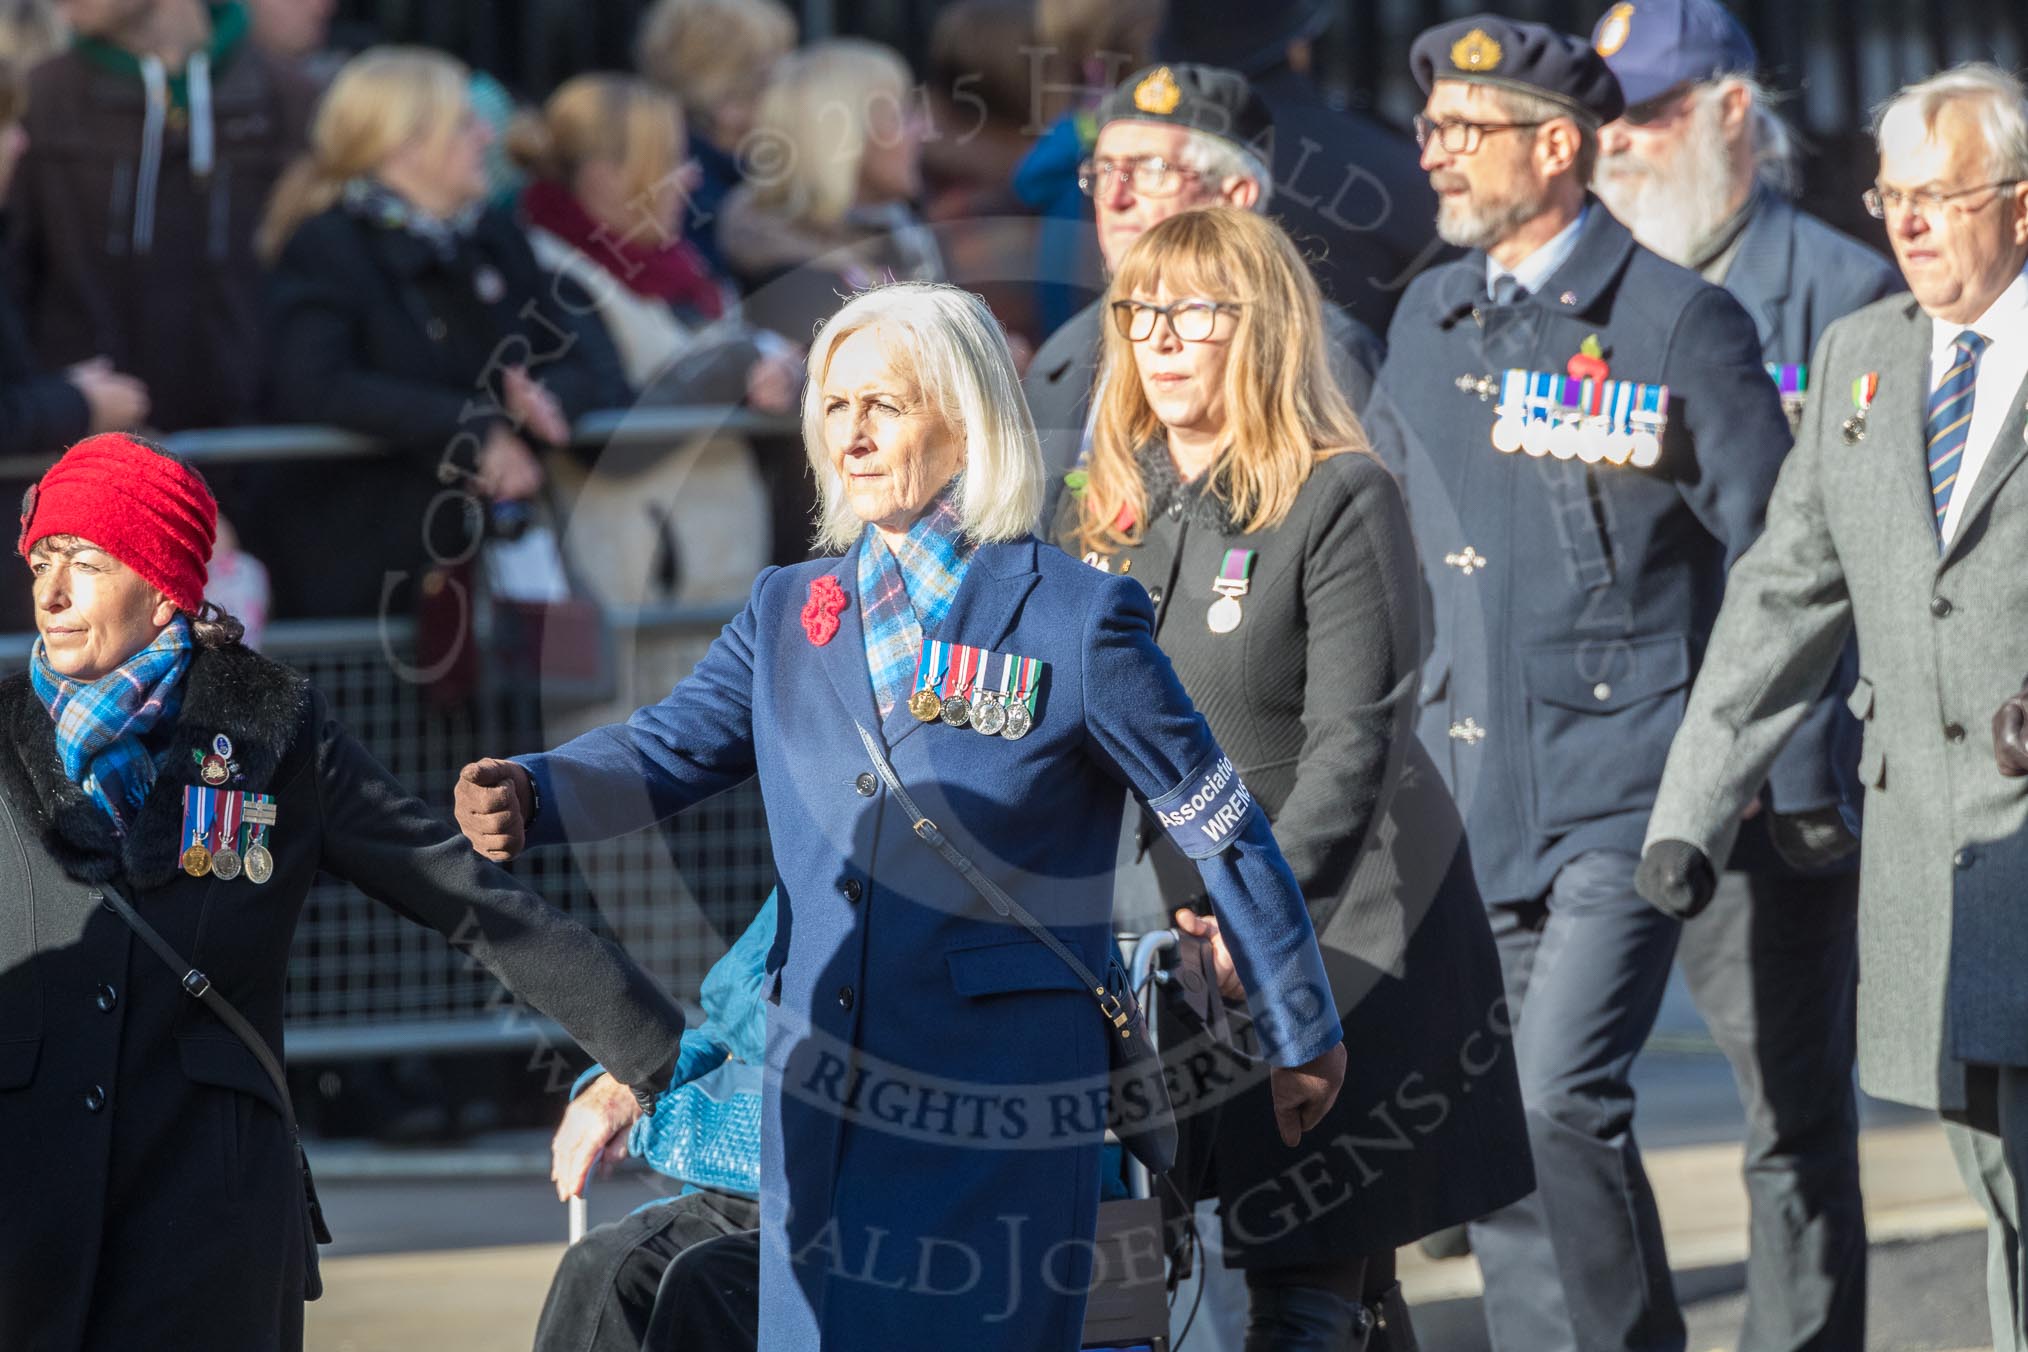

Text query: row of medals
(907, 685), (1033, 739)
(183, 833), (275, 883)
(184, 742), (275, 883)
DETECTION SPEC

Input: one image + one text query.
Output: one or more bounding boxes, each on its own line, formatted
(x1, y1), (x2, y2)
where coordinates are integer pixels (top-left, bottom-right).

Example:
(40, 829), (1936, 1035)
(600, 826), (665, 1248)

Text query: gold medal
(908, 688), (943, 723)
(244, 842), (274, 884)
(181, 845), (213, 877)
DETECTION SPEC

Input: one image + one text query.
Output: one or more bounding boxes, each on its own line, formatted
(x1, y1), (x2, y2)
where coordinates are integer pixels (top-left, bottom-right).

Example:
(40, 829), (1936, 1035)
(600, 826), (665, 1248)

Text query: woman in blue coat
(454, 281), (1347, 1350)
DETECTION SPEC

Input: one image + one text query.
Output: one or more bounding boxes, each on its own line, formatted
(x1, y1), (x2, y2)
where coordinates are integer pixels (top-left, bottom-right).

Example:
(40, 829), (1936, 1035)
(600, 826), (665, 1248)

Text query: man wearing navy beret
(1589, 4), (1898, 1348)
(1362, 14), (1833, 1351)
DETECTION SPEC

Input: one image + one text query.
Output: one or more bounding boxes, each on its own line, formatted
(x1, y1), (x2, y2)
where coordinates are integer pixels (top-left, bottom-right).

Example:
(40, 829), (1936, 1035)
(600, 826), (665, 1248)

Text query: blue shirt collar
(1487, 203), (1591, 297)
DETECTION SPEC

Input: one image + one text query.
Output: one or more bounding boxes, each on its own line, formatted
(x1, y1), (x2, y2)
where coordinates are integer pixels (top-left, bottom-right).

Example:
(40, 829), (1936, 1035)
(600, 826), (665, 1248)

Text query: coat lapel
(1722, 193), (1793, 352)
(1869, 301), (1943, 555)
(812, 545), (883, 741)
(1941, 368), (2028, 566)
(881, 537), (1041, 751)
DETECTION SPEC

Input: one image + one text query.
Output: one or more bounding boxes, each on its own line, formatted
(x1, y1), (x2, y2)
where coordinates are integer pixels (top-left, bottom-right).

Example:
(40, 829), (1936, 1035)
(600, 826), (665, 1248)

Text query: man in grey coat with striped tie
(1637, 63), (2028, 1352)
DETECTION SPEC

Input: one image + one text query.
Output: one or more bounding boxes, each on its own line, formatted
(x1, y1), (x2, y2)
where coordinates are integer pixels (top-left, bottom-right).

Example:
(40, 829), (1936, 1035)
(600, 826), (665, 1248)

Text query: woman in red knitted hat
(0, 432), (691, 1352)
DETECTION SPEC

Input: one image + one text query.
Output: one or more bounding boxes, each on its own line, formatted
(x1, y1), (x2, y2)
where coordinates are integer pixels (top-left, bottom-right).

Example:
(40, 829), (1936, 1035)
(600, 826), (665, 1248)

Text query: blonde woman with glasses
(1060, 206), (1532, 1351)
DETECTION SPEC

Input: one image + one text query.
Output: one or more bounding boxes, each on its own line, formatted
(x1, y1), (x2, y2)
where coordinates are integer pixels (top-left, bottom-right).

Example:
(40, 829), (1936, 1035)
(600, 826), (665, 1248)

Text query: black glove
(1766, 805), (1859, 872)
(629, 1083), (660, 1117)
(1636, 839), (1717, 919)
(1995, 682), (2028, 777)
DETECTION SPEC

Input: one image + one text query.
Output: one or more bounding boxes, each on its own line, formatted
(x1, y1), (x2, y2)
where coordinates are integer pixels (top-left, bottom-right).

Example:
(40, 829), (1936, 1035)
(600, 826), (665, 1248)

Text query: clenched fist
(1994, 682), (2028, 777)
(1269, 1042), (1347, 1147)
(455, 758), (534, 861)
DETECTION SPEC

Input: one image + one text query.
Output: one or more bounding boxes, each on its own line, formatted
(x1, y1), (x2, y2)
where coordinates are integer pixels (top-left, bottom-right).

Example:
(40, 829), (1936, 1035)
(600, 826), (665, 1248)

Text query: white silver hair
(1176, 126), (1275, 209)
(802, 283), (1045, 552)
(1733, 75), (1801, 198)
(1873, 63), (2028, 182)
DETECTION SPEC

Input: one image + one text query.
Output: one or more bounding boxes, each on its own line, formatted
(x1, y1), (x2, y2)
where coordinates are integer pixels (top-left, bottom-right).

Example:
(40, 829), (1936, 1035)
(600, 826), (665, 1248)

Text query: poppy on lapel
(803, 575), (848, 646)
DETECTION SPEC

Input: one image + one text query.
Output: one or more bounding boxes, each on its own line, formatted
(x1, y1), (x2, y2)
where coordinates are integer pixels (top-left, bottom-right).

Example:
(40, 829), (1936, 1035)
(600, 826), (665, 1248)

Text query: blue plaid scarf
(30, 617), (194, 832)
(858, 486), (974, 718)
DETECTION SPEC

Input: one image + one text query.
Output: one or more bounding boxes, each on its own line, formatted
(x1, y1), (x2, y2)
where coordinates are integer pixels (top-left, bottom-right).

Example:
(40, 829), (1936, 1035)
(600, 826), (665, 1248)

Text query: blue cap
(1411, 15), (1626, 126)
(1591, 0), (1757, 109)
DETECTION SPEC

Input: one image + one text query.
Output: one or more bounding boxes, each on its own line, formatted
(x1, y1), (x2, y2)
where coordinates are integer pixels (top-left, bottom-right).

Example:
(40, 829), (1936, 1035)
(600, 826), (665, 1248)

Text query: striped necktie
(1927, 329), (1989, 544)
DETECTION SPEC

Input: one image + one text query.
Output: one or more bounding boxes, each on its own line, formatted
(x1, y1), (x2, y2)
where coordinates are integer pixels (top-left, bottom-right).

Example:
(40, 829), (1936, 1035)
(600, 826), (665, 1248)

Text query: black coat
(0, 643), (686, 1350)
(258, 203), (629, 617)
(1055, 447), (1532, 1264)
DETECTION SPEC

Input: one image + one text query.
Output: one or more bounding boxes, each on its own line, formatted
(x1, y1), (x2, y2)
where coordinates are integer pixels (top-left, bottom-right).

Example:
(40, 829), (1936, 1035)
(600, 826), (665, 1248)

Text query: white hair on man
(803, 283), (1045, 552)
(1872, 62), (2028, 180)
(1176, 125), (1275, 208)
(1595, 74), (1796, 267)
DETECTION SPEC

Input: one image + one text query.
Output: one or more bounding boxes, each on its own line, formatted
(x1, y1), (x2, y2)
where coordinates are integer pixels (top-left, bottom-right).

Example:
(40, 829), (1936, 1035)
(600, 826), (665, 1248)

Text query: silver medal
(1207, 595), (1243, 634)
(1000, 702), (1033, 740)
(971, 693), (1008, 735)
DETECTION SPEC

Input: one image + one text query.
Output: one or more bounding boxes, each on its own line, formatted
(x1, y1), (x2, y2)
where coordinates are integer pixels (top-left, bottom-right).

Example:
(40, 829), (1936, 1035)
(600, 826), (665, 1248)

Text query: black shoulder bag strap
(98, 880), (335, 1286)
(853, 722), (1177, 1173)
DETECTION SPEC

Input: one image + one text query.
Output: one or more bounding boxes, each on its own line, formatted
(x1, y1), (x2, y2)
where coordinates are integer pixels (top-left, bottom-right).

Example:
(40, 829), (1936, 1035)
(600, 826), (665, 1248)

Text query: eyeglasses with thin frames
(1077, 156), (1206, 199)
(1863, 179), (2024, 220)
(1110, 298), (1243, 343)
(1412, 115), (1547, 154)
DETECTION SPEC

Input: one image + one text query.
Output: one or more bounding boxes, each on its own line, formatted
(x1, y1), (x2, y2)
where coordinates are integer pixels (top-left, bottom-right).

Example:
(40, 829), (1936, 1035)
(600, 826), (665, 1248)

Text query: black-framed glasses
(1412, 114), (1547, 154)
(1863, 179), (2024, 219)
(1077, 156), (1205, 199)
(1110, 298), (1242, 343)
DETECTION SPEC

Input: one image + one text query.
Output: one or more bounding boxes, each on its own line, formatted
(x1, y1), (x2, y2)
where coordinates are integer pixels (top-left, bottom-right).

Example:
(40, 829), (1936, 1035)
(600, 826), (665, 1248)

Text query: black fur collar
(0, 644), (310, 889)
(1135, 438), (1240, 534)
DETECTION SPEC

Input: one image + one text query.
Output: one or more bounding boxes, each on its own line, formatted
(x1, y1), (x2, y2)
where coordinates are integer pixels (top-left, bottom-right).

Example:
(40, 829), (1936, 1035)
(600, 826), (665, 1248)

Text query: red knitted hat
(17, 433), (218, 613)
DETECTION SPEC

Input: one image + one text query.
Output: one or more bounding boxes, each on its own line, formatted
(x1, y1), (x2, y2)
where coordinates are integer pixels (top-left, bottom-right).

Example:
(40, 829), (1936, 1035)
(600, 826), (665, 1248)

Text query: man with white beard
(1591, 6), (1897, 1348)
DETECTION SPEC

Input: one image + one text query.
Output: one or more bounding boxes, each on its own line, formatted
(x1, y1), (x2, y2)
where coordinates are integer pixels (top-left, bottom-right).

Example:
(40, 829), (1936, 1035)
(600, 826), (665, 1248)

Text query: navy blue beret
(1410, 15), (1626, 126)
(1096, 63), (1273, 152)
(1592, 0), (1757, 108)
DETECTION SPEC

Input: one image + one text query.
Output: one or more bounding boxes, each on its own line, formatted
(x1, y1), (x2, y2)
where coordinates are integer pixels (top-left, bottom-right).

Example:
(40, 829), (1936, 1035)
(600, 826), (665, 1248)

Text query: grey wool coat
(1647, 290), (2028, 1114)
(1055, 444), (1532, 1264)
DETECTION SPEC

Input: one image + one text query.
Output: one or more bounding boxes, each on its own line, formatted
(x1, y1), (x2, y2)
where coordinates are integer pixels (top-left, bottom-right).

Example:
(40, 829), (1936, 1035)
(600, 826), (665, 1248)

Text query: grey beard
(1437, 192), (1552, 253)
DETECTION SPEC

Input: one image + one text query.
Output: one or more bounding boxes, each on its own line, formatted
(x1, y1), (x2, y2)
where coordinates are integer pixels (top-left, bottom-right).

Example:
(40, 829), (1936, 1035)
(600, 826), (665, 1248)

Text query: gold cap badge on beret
(1451, 28), (1504, 73)
(1595, 3), (1636, 58)
(1134, 66), (1182, 115)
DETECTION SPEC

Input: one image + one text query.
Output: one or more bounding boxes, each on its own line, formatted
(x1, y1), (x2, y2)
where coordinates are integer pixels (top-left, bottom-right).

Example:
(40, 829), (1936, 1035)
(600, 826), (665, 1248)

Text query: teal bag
(629, 1059), (763, 1198)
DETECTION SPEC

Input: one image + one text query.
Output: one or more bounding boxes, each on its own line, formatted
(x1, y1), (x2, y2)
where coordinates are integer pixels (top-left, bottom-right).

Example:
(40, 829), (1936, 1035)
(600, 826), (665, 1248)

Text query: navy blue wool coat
(1364, 203), (1834, 905)
(519, 534), (1342, 1351)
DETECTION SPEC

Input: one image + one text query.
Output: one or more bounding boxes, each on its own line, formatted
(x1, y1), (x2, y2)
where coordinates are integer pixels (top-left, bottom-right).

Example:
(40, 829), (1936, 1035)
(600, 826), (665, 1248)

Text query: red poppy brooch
(803, 575), (848, 646)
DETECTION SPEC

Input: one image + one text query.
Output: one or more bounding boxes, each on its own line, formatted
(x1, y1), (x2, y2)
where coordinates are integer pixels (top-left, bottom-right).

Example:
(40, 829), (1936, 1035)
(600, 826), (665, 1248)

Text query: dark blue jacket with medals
(1365, 202), (1828, 905)
(515, 536), (1342, 1351)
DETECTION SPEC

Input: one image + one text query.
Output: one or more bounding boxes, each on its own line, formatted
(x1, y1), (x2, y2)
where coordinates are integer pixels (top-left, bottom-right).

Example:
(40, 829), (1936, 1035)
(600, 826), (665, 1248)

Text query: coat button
(95, 983), (118, 1013)
(1931, 595), (1954, 617)
(1147, 586), (1165, 607)
(838, 985), (855, 1011)
(1946, 722), (1967, 743)
(853, 772), (877, 797)
(840, 878), (862, 903)
(1955, 848), (1977, 870)
(426, 317), (449, 343)
(83, 1084), (106, 1113)
(1592, 682), (1613, 702)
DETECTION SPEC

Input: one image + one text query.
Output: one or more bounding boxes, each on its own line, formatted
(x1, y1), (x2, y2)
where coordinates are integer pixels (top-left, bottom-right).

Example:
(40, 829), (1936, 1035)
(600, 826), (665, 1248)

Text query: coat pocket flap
(1521, 635), (1691, 713)
(179, 1034), (287, 1120)
(945, 940), (1092, 998)
(1845, 676), (1875, 721)
(0, 1037), (39, 1089)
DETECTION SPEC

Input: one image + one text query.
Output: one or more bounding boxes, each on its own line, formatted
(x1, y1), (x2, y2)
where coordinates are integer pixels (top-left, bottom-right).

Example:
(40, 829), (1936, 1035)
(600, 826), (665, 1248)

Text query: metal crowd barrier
(6, 411), (796, 1059)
